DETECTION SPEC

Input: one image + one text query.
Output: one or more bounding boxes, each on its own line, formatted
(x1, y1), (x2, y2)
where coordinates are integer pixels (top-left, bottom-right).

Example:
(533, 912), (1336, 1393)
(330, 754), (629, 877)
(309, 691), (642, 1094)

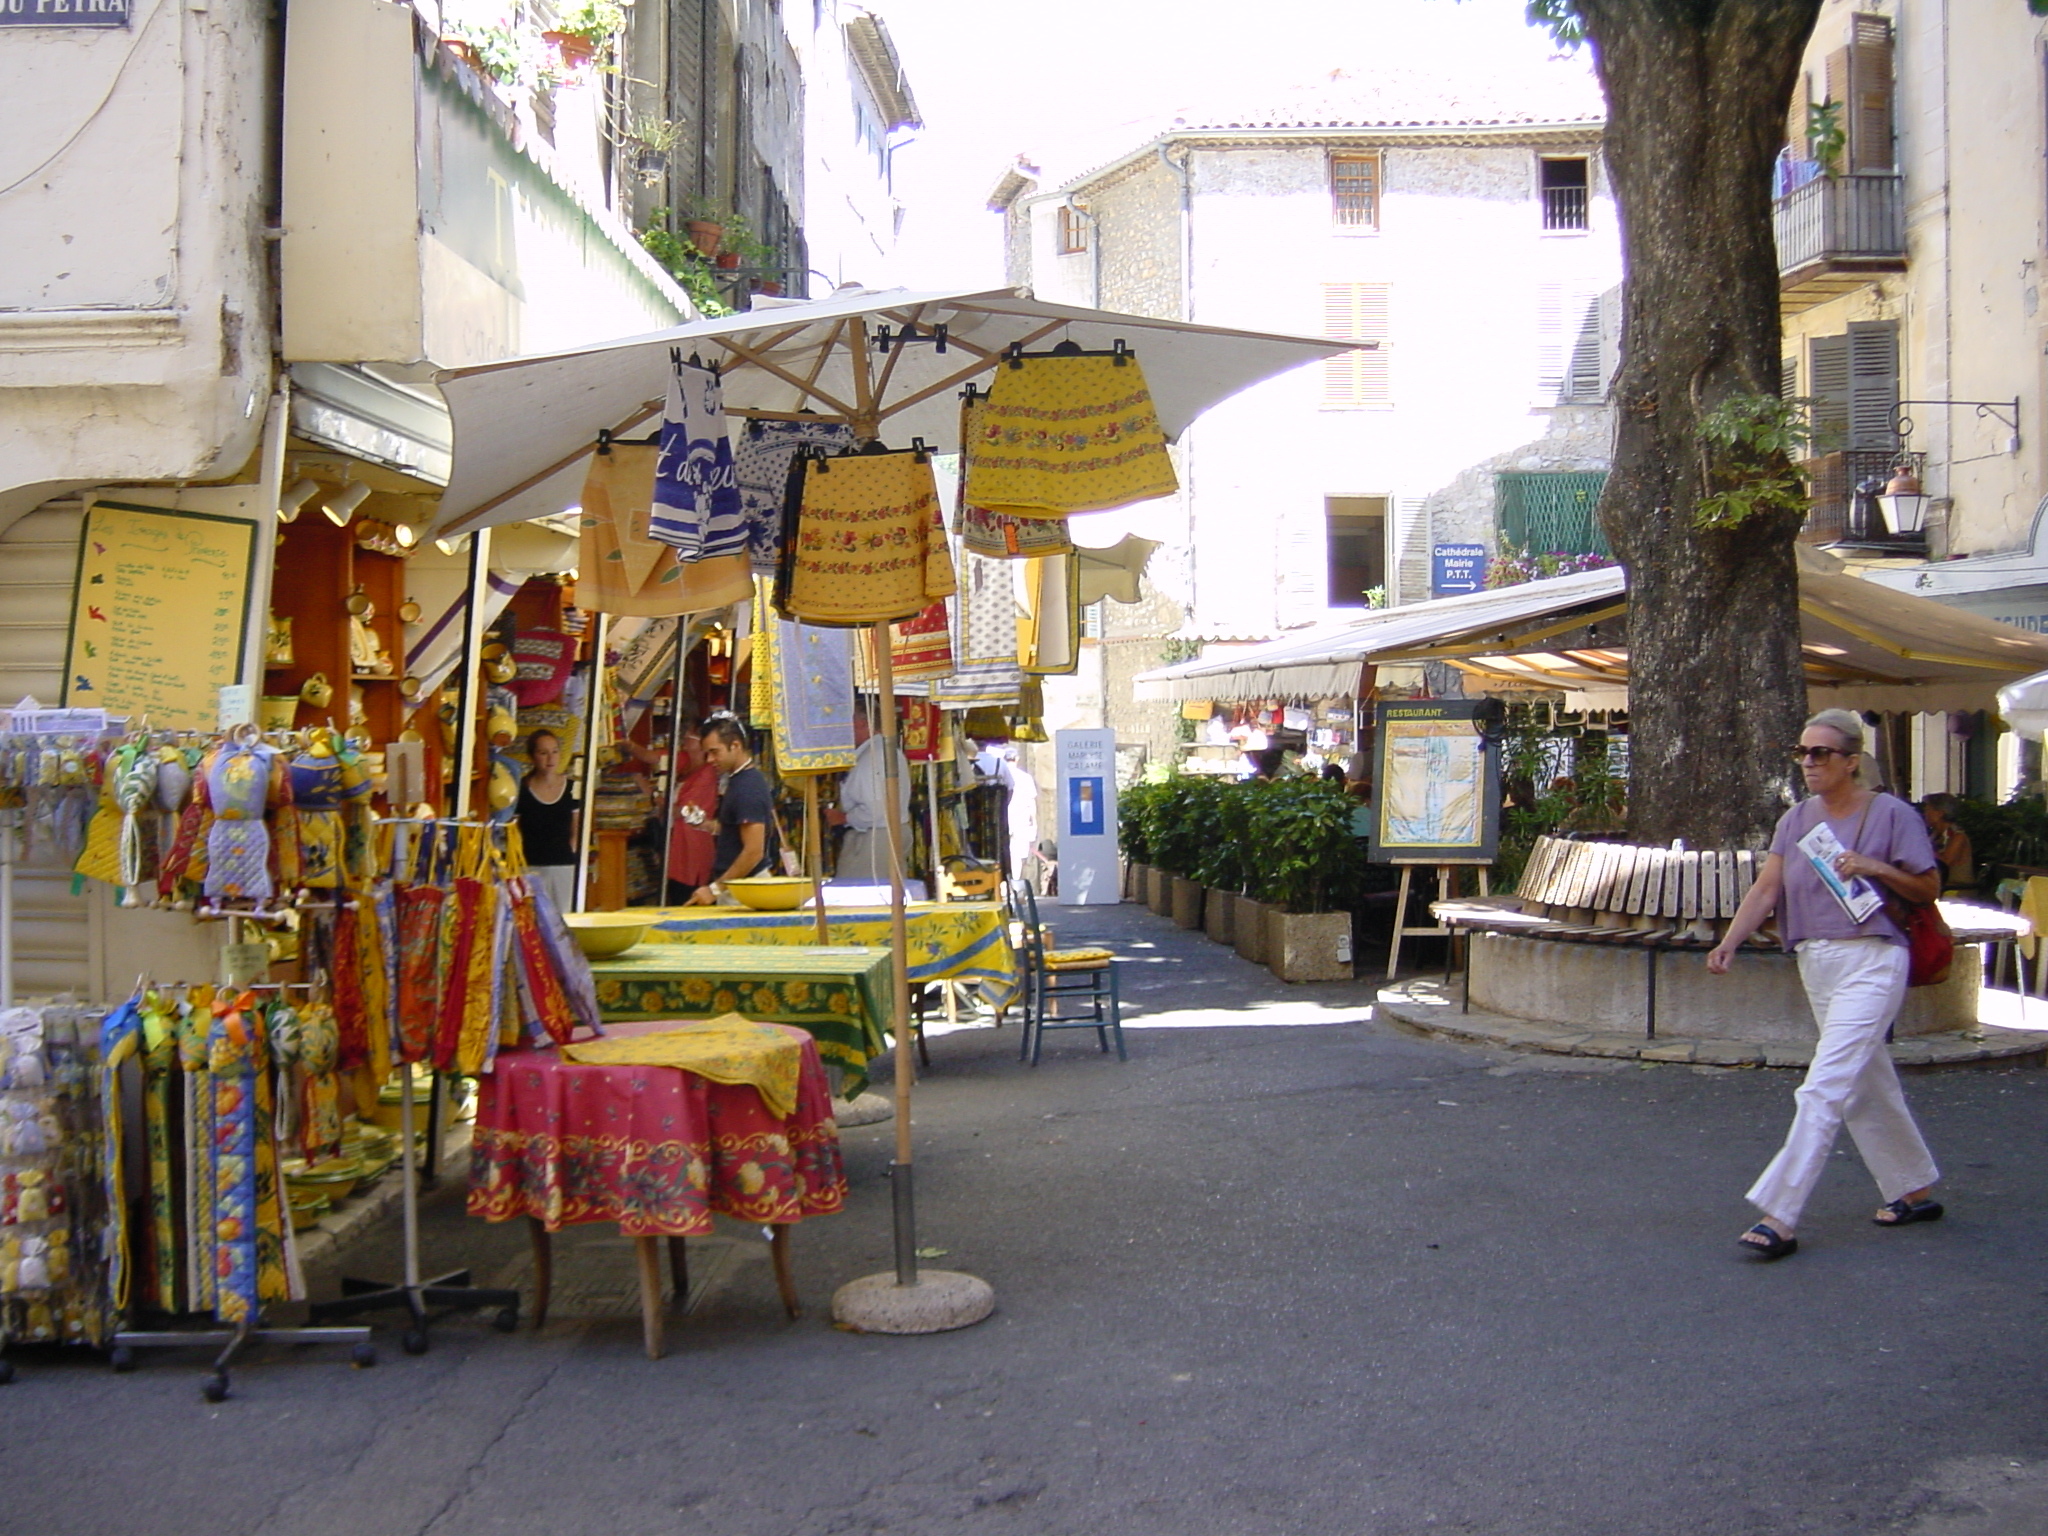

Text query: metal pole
(925, 758), (943, 899)
(661, 624), (689, 903)
(450, 528), (495, 820)
(0, 808), (14, 1009)
(804, 776), (829, 944)
(573, 611), (612, 912)
(872, 620), (917, 1286)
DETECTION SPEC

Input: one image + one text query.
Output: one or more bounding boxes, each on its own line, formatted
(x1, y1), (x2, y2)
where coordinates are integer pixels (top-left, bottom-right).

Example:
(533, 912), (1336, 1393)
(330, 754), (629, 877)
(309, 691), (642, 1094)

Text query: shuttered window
(1825, 13), (1894, 173)
(1322, 283), (1390, 406)
(1330, 153), (1381, 231)
(1537, 283), (1606, 403)
(1808, 321), (1897, 451)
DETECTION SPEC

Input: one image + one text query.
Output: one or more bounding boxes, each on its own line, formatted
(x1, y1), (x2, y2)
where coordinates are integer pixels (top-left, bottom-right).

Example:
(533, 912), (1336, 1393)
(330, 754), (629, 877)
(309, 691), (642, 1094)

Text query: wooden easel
(1387, 861), (1490, 980)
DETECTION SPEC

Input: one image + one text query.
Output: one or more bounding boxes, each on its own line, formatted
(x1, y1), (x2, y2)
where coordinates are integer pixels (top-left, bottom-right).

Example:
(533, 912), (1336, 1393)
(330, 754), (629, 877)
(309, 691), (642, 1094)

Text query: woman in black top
(516, 729), (580, 912)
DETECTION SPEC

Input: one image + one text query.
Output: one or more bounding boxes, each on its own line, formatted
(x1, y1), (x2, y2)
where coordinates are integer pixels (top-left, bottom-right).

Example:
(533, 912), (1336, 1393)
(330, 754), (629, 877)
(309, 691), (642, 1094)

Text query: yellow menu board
(63, 500), (259, 731)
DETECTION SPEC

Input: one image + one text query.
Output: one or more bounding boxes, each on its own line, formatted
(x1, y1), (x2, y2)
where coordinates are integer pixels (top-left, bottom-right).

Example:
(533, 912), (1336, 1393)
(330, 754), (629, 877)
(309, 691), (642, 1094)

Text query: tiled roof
(1170, 64), (1605, 133)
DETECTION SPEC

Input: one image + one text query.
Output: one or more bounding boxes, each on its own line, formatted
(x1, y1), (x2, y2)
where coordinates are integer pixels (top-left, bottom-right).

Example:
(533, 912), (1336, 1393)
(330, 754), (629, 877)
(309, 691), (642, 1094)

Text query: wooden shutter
(1846, 320), (1899, 450)
(1786, 70), (1810, 156)
(1809, 332), (1851, 451)
(1537, 282), (1601, 402)
(1846, 14), (1894, 172)
(1781, 354), (1799, 401)
(1390, 496), (1430, 606)
(1322, 283), (1390, 405)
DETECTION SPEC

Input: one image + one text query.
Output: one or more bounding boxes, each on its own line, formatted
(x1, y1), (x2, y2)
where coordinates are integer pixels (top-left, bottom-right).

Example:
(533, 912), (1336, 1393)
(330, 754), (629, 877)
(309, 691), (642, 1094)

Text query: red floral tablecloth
(467, 1022), (847, 1237)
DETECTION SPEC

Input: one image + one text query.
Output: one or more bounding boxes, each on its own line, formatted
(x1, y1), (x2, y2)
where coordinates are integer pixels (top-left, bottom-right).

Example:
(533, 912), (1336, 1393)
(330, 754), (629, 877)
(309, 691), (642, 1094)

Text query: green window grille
(1495, 471), (1610, 556)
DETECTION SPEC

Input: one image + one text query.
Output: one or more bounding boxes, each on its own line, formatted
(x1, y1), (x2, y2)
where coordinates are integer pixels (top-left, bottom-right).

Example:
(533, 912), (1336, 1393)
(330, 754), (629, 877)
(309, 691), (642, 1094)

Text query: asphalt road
(5, 905), (2047, 1536)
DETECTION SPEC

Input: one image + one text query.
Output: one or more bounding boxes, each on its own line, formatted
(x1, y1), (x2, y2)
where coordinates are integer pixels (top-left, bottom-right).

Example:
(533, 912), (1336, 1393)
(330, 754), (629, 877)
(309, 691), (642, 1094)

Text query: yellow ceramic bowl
(288, 1190), (330, 1232)
(724, 876), (811, 912)
(563, 912), (651, 958)
(285, 1155), (363, 1202)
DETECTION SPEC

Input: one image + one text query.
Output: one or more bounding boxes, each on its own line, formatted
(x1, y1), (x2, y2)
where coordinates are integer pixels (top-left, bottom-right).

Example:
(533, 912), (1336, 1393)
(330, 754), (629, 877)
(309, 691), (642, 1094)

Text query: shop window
(1322, 283), (1390, 407)
(1495, 472), (1609, 556)
(1057, 204), (1089, 255)
(1540, 157), (1590, 231)
(1330, 152), (1381, 231)
(1326, 495), (1388, 606)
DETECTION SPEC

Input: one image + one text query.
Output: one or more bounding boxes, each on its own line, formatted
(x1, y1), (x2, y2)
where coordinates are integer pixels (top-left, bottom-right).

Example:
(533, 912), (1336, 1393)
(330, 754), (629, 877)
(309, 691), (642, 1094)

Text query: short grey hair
(1804, 708), (1865, 753)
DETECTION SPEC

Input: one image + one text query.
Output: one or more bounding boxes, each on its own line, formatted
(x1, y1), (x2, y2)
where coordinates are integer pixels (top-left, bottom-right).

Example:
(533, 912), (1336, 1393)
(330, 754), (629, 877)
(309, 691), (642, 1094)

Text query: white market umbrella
(430, 287), (1354, 1326)
(427, 285), (1352, 536)
(1998, 669), (2048, 742)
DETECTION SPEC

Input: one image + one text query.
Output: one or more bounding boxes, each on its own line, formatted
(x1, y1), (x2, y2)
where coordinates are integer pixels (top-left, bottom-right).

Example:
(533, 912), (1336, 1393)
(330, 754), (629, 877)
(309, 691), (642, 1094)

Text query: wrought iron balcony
(1800, 448), (1925, 544)
(1774, 174), (1906, 311)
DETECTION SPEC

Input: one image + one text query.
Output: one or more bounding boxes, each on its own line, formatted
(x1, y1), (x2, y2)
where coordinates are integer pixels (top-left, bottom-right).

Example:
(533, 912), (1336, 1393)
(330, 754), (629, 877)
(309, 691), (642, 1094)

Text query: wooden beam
(717, 332), (859, 418)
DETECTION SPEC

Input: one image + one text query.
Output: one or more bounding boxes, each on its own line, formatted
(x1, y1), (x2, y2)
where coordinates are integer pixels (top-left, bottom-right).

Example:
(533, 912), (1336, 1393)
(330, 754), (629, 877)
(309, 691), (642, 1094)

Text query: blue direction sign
(1431, 543), (1488, 598)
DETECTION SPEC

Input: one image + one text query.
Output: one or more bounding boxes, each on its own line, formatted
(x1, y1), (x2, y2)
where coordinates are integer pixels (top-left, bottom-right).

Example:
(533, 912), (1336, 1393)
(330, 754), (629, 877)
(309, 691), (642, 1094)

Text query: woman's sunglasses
(1790, 746), (1857, 763)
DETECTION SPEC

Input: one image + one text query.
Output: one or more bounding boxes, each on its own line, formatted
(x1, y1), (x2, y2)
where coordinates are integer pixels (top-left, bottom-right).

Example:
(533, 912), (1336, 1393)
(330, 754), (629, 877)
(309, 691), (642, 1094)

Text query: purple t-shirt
(1767, 792), (1937, 952)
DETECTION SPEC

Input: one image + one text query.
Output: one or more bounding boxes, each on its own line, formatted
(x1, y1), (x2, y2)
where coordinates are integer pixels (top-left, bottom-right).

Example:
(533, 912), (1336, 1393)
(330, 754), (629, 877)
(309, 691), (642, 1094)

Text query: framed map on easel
(1368, 700), (1501, 865)
(62, 500), (259, 731)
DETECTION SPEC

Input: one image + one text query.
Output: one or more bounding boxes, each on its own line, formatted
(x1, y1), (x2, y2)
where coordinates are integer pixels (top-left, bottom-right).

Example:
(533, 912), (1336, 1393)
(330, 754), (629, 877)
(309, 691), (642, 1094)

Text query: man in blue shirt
(685, 716), (781, 905)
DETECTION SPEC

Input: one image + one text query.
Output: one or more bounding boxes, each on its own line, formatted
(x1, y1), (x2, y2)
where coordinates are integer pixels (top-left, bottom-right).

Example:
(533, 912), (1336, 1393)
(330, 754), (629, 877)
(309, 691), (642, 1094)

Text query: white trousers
(1746, 937), (1938, 1228)
(531, 863), (577, 915)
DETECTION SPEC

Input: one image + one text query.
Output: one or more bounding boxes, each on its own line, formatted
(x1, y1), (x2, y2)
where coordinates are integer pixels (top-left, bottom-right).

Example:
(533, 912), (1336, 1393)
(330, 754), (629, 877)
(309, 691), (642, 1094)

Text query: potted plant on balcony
(544, 0), (625, 68)
(442, 20), (521, 85)
(638, 210), (734, 318)
(625, 115), (677, 186)
(1247, 776), (1363, 982)
(676, 195), (727, 259)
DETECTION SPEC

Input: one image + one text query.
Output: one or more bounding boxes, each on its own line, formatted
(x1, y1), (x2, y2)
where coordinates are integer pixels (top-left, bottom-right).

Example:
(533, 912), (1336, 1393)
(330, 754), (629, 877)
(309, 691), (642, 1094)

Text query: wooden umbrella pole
(661, 623), (689, 906)
(804, 775), (829, 944)
(871, 618), (918, 1285)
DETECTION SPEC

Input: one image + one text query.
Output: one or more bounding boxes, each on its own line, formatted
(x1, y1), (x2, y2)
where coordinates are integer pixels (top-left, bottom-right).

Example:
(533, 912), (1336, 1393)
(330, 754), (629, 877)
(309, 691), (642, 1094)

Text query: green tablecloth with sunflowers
(589, 945), (893, 1096)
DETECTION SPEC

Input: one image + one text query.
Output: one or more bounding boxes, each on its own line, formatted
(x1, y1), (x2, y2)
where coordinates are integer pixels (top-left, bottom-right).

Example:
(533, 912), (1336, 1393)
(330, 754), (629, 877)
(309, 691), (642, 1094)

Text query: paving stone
(1640, 1041), (1697, 1063)
(1693, 1040), (1766, 1067)
(1762, 1043), (1813, 1068)
(1578, 1034), (1649, 1059)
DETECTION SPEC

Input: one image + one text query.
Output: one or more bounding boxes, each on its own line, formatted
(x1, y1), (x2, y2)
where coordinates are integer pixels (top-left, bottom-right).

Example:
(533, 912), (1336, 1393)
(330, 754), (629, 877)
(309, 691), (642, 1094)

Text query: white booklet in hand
(1796, 819), (1882, 923)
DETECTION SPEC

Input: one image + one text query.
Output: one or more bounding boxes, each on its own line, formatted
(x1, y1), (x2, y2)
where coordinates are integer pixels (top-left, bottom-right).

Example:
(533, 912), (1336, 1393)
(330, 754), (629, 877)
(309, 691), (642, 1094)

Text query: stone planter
(1171, 876), (1205, 929)
(1146, 866), (1174, 917)
(1265, 908), (1354, 983)
(1125, 861), (1149, 902)
(1203, 886), (1235, 945)
(1233, 894), (1268, 965)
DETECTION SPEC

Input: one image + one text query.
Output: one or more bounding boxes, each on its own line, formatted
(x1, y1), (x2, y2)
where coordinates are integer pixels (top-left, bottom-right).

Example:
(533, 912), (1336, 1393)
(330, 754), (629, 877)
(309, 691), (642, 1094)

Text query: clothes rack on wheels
(103, 943), (374, 1402)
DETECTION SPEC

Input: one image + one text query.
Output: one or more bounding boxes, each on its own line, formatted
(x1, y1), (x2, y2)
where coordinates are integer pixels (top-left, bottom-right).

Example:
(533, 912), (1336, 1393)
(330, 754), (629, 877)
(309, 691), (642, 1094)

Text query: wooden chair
(1010, 880), (1125, 1065)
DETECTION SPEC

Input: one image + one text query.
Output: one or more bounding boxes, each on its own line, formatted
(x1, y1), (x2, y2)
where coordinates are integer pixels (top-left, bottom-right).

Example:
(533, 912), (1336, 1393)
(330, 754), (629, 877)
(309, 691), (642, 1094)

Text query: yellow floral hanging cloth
(776, 448), (956, 627)
(964, 350), (1178, 518)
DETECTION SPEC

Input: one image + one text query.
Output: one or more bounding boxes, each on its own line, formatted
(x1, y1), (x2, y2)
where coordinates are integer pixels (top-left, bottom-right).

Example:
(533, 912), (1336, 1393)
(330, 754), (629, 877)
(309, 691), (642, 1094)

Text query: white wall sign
(1054, 727), (1119, 906)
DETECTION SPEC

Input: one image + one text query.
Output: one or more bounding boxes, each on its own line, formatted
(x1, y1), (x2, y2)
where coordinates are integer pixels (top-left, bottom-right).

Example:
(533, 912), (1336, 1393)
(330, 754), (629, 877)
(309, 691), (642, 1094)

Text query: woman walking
(1707, 709), (1945, 1260)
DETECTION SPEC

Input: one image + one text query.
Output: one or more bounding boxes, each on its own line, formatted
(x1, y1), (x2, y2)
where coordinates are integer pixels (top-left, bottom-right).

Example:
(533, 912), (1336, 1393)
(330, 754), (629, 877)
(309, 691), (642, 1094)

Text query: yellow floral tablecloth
(588, 945), (893, 1096)
(629, 901), (1022, 1011)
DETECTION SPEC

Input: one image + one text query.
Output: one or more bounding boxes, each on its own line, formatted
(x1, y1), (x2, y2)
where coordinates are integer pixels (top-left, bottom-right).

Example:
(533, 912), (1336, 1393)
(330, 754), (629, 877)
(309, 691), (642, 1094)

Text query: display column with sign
(1368, 700), (1501, 977)
(1054, 728), (1118, 906)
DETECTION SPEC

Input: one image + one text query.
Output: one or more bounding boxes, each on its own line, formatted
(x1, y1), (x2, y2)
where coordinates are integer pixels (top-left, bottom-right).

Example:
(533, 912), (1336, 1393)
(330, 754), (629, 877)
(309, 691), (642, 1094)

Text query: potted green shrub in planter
(1247, 777), (1363, 982)
(1146, 777), (1203, 921)
(1195, 779), (1253, 946)
(1117, 779), (1161, 902)
(1166, 778), (1219, 930)
(543, 0), (625, 68)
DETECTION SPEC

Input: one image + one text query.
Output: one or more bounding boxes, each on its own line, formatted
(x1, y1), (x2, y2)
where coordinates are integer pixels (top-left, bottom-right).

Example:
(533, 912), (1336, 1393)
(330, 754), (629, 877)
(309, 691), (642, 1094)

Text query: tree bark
(1576, 0), (1823, 848)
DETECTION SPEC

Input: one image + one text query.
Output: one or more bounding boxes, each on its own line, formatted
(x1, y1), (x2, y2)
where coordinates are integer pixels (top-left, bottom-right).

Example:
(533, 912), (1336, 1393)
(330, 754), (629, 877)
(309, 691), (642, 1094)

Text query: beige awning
(1133, 548), (2048, 713)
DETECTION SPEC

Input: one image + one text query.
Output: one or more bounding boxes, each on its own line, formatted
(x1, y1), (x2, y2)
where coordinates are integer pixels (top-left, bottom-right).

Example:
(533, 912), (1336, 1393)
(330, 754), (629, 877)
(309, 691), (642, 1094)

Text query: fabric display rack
(0, 704), (598, 1396)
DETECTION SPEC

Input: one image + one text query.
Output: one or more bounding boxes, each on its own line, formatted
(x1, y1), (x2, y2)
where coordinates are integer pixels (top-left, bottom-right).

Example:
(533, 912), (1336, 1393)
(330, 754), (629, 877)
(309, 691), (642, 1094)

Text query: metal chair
(1010, 880), (1125, 1065)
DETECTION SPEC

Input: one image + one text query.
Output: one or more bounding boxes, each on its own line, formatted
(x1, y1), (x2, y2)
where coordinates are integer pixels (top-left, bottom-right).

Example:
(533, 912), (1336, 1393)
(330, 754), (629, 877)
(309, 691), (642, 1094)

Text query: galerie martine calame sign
(0, 0), (130, 25)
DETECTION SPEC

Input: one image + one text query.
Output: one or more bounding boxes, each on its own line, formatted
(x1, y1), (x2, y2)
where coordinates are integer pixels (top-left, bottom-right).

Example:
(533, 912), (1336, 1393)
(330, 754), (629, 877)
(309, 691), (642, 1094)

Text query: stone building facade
(989, 71), (1622, 770)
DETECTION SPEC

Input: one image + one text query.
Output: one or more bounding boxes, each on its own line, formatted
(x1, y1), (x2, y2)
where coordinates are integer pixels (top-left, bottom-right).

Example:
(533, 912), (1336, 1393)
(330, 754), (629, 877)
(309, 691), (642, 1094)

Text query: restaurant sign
(0, 0), (131, 24)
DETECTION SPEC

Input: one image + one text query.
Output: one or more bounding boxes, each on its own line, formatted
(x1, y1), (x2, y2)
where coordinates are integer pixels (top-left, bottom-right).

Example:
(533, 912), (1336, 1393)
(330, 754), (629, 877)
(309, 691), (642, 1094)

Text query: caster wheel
(350, 1343), (377, 1369)
(492, 1307), (519, 1334)
(202, 1375), (230, 1404)
(0, 1358), (15, 1385)
(401, 1328), (429, 1356)
(110, 1345), (136, 1374)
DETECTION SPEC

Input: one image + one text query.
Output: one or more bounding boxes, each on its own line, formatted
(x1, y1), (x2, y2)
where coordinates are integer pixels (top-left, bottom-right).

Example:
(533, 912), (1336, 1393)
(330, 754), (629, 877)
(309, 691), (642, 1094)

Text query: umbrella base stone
(831, 1093), (894, 1126)
(832, 1270), (995, 1334)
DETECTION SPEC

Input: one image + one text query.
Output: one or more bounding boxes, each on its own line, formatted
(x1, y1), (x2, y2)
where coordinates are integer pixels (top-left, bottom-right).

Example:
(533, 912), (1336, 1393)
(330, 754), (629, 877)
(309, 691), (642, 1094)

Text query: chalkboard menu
(63, 500), (259, 730)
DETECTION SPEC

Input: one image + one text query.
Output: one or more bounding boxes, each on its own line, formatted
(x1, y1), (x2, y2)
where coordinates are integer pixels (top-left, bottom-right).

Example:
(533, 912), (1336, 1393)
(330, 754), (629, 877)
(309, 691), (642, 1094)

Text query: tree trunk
(1577, 0), (1823, 848)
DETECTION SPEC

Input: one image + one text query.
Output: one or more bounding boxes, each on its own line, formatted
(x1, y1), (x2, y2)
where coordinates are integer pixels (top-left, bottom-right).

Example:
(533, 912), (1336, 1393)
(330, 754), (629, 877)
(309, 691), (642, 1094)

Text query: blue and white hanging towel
(648, 362), (743, 560)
